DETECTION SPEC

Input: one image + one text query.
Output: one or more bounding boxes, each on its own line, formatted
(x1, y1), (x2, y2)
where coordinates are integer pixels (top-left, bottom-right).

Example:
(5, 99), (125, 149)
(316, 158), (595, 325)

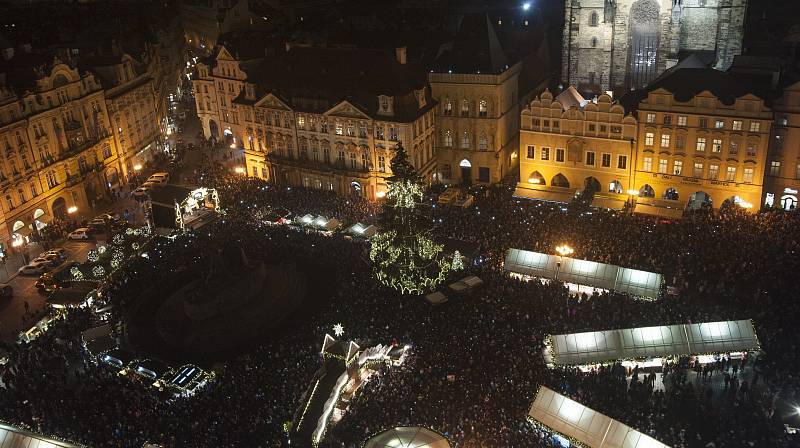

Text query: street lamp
(555, 244), (574, 257)
(234, 166), (245, 175)
(133, 164), (142, 171)
(67, 206), (78, 214)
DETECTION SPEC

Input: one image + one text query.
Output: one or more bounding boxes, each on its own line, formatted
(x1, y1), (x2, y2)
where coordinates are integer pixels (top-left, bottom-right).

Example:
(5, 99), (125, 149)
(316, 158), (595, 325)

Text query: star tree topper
(333, 323), (345, 337)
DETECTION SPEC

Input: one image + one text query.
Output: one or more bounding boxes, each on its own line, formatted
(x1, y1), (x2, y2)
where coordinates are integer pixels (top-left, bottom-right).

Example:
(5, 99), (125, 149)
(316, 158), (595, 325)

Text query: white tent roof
(346, 222), (378, 238)
(546, 320), (758, 366)
(529, 386), (669, 448)
(0, 423), (81, 448)
(364, 427), (451, 448)
(504, 249), (663, 299)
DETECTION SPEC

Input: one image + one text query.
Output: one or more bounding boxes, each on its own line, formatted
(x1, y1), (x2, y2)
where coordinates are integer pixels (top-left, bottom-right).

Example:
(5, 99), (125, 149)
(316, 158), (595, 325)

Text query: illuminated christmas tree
(370, 143), (450, 294)
(452, 250), (464, 271)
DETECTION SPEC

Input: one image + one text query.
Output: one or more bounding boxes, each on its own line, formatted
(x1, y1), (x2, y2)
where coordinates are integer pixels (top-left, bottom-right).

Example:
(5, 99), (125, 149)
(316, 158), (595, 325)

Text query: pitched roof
(240, 46), (431, 121)
(430, 13), (509, 74)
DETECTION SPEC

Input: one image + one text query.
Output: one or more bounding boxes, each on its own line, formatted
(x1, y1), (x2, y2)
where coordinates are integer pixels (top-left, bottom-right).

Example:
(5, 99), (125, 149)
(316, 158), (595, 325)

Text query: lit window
(725, 166), (736, 181)
(335, 122), (343, 135)
(661, 134), (670, 148)
(479, 100), (488, 117)
(693, 162), (703, 178)
(770, 161), (781, 176)
(743, 167), (754, 183)
(732, 120), (742, 130)
(708, 164), (719, 180)
(715, 119), (725, 129)
(673, 160), (683, 175)
(541, 147), (550, 161)
(712, 139), (722, 153)
(646, 113), (656, 123)
(677, 116), (687, 126)
(749, 121), (761, 132)
(696, 138), (706, 152)
(645, 132), (654, 146)
(643, 157), (652, 171)
(658, 159), (667, 174)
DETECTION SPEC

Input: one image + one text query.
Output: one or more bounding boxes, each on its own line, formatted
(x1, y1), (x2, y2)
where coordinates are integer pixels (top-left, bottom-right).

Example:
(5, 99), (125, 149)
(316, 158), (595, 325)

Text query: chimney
(395, 46), (407, 65)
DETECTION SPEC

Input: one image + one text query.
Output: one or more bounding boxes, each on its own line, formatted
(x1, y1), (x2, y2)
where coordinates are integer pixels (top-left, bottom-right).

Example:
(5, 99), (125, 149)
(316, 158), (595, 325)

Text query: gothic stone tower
(562, 0), (747, 94)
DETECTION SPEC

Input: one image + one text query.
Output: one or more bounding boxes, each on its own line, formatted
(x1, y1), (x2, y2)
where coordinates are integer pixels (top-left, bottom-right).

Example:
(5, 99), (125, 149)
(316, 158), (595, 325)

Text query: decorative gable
(254, 93), (292, 111)
(324, 100), (370, 119)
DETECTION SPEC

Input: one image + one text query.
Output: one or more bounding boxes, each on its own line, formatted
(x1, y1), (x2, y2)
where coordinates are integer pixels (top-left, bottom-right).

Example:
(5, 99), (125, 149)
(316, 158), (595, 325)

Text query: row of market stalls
(364, 427), (451, 448)
(504, 248), (664, 300)
(544, 320), (760, 368)
(528, 386), (669, 448)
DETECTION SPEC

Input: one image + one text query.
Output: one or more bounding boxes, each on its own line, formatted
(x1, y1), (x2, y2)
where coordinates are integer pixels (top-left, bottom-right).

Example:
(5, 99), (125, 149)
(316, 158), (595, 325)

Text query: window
(675, 135), (685, 150)
(337, 150), (345, 165)
(589, 11), (598, 26)
(349, 152), (357, 169)
(380, 96), (390, 113)
(796, 163), (800, 180)
(661, 134), (670, 148)
(646, 113), (656, 123)
(312, 145), (319, 162)
(643, 156), (653, 171)
(479, 133), (488, 151)
(715, 119), (725, 129)
(378, 156), (386, 172)
(746, 143), (757, 157)
(645, 132), (654, 146)
(611, 125), (621, 133)
(252, 166), (258, 177)
(444, 100), (452, 115)
(553, 121), (560, 129)
(699, 118), (708, 129)
(743, 167), (754, 183)
(712, 139), (722, 153)
(335, 122), (343, 135)
(708, 164), (719, 179)
(541, 147), (550, 160)
(588, 123), (596, 132)
(663, 115), (672, 125)
(696, 138), (706, 152)
(729, 140), (739, 155)
(749, 121), (761, 132)
(658, 158), (668, 173)
(346, 122), (355, 137)
(30, 184), (37, 197)
(375, 125), (384, 140)
(323, 146), (330, 163)
(591, 37), (598, 48)
(693, 162), (704, 178)
(732, 120), (742, 131)
(556, 148), (565, 162)
(617, 155), (627, 169)
(526, 145), (535, 159)
(585, 151), (595, 166)
(461, 131), (470, 148)
(533, 118), (540, 127)
(601, 153), (611, 167)
(358, 122), (367, 138)
(361, 152), (368, 169)
(673, 160), (683, 175)
(444, 130), (453, 147)
(46, 170), (57, 188)
(479, 100), (488, 117)
(769, 161), (781, 176)
(677, 116), (687, 126)
(320, 119), (328, 133)
(725, 166), (736, 181)
(442, 164), (452, 179)
(461, 99), (469, 116)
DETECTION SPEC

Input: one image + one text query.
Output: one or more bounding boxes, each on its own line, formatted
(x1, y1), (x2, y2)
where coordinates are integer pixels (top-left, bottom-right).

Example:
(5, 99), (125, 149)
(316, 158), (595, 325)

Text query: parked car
(132, 186), (151, 199)
(18, 260), (50, 275)
(36, 261), (80, 292)
(68, 228), (91, 240)
(0, 284), (12, 298)
(34, 253), (62, 267)
(149, 172), (170, 182)
(43, 248), (66, 258)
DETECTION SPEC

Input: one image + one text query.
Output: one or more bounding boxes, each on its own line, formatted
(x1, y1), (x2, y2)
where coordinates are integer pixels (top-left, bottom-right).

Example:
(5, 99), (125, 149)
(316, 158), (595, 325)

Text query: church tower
(561, 0), (748, 95)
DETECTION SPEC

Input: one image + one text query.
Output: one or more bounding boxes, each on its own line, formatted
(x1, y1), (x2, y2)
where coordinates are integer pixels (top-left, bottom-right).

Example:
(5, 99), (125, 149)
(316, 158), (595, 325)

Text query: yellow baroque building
(627, 69), (771, 214)
(195, 45), (436, 200)
(0, 56), (121, 256)
(516, 87), (637, 209)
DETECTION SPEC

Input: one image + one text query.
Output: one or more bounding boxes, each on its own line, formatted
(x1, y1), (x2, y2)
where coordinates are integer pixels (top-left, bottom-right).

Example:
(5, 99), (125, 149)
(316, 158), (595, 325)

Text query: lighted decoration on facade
(333, 323), (345, 337)
(175, 200), (185, 229)
(370, 143), (451, 294)
(97, 245), (107, 254)
(87, 250), (99, 263)
(113, 234), (124, 245)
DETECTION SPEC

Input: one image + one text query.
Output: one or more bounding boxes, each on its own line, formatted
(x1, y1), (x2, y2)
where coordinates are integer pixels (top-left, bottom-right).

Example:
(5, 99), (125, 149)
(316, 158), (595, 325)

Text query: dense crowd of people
(0, 171), (798, 448)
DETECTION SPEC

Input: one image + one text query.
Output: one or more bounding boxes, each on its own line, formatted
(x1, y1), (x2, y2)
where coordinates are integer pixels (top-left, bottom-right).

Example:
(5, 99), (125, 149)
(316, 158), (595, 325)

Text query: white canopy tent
(364, 427), (451, 448)
(346, 222), (378, 238)
(504, 249), (663, 300)
(529, 386), (669, 448)
(545, 320), (759, 366)
(0, 422), (81, 447)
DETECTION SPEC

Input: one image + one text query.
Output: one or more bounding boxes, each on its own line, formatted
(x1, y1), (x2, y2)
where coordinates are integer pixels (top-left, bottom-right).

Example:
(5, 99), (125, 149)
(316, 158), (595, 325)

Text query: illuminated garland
(87, 250), (99, 263)
(112, 234), (124, 245)
(451, 250), (464, 271)
(71, 267), (84, 281)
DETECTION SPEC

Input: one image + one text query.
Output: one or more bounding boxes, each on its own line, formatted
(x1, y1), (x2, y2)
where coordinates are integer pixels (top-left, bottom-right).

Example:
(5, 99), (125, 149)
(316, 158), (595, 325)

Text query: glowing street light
(627, 189), (639, 196)
(522, 2), (531, 10)
(528, 177), (541, 184)
(555, 244), (574, 257)
(133, 164), (142, 171)
(67, 206), (78, 214)
(234, 166), (245, 175)
(375, 190), (386, 198)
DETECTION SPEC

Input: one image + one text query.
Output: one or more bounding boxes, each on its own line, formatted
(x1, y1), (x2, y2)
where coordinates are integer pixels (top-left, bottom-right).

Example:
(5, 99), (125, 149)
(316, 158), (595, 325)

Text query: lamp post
(554, 244), (574, 281)
(627, 189), (639, 213)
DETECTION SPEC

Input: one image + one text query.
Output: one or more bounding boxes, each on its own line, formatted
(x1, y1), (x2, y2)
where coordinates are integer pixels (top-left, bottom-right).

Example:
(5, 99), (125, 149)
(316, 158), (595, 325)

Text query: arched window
(461, 99), (469, 116)
(443, 130), (453, 147)
(591, 37), (598, 48)
(479, 132), (488, 151)
(589, 11), (599, 26)
(444, 99), (453, 115)
(479, 100), (488, 117)
(461, 131), (470, 148)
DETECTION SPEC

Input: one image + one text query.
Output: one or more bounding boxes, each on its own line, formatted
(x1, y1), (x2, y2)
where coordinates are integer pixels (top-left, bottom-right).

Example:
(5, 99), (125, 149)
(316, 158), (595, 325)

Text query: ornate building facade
(562, 0), (747, 94)
(763, 79), (800, 211)
(0, 52), (120, 256)
(194, 45), (436, 200)
(516, 87), (637, 207)
(629, 69), (772, 212)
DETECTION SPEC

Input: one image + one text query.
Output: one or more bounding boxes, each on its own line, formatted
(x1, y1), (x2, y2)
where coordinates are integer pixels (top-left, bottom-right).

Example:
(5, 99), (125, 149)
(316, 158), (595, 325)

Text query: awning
(634, 203), (684, 219)
(513, 186), (576, 204)
(0, 422), (82, 448)
(591, 196), (627, 210)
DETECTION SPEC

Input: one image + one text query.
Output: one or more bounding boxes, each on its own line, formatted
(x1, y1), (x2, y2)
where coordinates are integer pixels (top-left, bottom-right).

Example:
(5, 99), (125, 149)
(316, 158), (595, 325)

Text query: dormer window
(378, 95), (393, 115)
